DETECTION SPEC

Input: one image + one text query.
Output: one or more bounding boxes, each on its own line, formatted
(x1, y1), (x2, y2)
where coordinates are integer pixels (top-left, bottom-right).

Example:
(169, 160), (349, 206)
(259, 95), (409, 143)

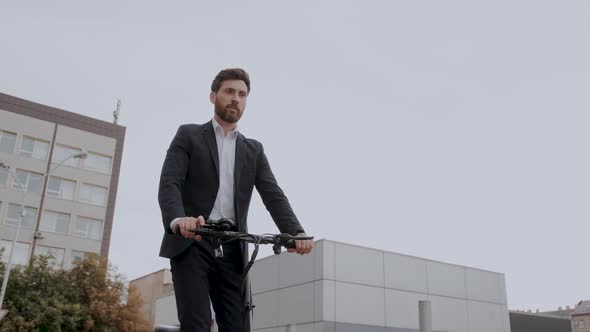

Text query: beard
(214, 103), (241, 123)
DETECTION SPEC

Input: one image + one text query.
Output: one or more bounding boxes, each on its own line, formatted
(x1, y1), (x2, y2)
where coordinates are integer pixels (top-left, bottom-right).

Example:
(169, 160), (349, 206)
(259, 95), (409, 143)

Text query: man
(158, 68), (313, 331)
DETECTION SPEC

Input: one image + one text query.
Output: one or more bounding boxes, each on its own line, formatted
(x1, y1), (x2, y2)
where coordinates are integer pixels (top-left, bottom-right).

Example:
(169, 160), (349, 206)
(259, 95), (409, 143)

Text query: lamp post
(0, 151), (87, 311)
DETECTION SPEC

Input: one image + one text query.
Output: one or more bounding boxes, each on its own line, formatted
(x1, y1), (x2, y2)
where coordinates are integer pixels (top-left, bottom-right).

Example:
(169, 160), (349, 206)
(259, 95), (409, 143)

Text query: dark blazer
(158, 121), (305, 259)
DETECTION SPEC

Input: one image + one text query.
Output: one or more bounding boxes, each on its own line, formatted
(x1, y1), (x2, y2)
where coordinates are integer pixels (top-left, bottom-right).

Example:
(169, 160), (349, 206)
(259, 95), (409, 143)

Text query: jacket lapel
(202, 121), (219, 177)
(234, 133), (248, 230)
(234, 133), (247, 190)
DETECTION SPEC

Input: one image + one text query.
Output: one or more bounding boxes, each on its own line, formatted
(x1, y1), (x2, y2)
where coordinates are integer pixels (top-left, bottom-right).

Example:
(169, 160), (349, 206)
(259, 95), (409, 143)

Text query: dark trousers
(170, 239), (244, 332)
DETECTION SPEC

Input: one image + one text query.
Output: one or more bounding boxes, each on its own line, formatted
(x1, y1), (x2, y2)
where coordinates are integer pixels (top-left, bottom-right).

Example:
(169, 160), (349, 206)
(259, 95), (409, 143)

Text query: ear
(209, 91), (216, 104)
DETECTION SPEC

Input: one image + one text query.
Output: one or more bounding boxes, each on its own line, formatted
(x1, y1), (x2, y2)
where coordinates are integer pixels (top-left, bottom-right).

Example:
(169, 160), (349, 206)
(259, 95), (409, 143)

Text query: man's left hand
(288, 234), (314, 255)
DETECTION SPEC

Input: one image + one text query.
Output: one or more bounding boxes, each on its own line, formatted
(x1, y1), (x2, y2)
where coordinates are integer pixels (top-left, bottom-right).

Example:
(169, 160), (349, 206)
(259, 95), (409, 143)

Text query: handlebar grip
(173, 218), (232, 235)
(284, 239), (296, 249)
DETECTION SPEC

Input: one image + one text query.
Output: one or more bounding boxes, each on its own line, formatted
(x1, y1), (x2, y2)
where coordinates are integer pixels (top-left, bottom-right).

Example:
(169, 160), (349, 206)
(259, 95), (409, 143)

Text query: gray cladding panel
(318, 321), (446, 332)
(251, 256), (280, 294)
(253, 321), (447, 332)
(334, 242), (384, 287)
(279, 248), (316, 288)
(383, 252), (428, 293)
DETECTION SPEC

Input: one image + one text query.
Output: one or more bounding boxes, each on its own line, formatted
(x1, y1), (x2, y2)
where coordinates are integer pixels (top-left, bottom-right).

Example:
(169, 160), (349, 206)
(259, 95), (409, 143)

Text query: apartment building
(0, 93), (125, 269)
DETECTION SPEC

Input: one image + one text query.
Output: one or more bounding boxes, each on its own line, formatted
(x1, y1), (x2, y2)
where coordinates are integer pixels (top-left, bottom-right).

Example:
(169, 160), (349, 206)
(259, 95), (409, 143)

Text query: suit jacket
(158, 121), (305, 259)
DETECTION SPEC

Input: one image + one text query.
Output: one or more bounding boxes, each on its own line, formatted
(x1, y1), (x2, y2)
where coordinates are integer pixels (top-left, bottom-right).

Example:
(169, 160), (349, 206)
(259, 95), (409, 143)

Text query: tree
(0, 254), (151, 332)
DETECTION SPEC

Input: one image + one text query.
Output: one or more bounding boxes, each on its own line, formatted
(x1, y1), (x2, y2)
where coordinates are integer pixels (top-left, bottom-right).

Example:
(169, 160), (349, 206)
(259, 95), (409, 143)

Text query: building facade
(150, 239), (511, 332)
(572, 300), (590, 332)
(509, 311), (571, 332)
(0, 93), (125, 269)
(130, 269), (175, 327)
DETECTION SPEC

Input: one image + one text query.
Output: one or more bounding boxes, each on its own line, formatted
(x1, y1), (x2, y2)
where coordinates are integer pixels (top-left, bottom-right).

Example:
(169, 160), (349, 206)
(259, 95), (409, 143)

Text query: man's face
(210, 80), (248, 124)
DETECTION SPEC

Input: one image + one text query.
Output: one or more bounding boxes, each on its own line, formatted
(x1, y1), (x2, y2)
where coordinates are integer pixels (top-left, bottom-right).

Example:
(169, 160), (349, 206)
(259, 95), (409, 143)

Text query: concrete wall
(155, 295), (181, 326)
(148, 239), (510, 332)
(154, 293), (216, 330)
(130, 269), (174, 326)
(250, 239), (510, 332)
(509, 311), (571, 332)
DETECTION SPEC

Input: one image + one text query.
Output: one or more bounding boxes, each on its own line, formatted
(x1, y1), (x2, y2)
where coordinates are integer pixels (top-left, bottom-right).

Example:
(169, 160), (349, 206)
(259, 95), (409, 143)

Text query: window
(79, 183), (107, 206)
(53, 145), (82, 167)
(70, 250), (88, 266)
(5, 204), (37, 229)
(0, 240), (30, 266)
(13, 169), (43, 194)
(35, 245), (65, 269)
(20, 136), (49, 160)
(73, 217), (102, 240)
(0, 166), (8, 187)
(0, 130), (17, 154)
(47, 176), (75, 200)
(84, 152), (112, 174)
(40, 211), (70, 234)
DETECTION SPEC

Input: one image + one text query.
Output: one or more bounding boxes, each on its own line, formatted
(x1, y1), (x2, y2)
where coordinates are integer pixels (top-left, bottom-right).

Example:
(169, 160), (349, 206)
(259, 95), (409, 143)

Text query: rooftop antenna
(113, 99), (121, 124)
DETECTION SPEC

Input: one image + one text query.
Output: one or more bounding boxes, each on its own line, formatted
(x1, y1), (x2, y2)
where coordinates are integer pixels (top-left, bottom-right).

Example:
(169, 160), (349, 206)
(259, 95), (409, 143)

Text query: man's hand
(288, 234), (314, 255)
(173, 216), (205, 240)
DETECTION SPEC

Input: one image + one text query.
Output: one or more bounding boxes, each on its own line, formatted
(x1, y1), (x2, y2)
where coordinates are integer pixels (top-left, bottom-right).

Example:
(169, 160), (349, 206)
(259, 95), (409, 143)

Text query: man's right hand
(173, 216), (206, 241)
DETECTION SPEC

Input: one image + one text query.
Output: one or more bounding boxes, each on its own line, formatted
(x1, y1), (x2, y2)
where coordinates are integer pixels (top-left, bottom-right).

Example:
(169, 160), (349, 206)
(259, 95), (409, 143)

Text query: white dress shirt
(170, 118), (237, 228)
(208, 118), (237, 223)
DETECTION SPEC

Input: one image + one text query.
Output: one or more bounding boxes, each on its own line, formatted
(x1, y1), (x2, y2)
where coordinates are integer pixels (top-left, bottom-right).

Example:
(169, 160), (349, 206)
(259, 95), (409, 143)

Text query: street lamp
(0, 150), (88, 311)
(49, 151), (88, 173)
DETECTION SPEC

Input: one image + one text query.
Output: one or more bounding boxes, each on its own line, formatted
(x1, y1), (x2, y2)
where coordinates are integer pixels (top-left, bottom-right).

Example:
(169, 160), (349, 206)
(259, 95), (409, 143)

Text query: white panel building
(153, 239), (510, 332)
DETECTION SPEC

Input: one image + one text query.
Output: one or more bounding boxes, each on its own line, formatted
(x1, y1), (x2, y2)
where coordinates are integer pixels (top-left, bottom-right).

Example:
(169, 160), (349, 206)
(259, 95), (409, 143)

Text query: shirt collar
(212, 118), (238, 137)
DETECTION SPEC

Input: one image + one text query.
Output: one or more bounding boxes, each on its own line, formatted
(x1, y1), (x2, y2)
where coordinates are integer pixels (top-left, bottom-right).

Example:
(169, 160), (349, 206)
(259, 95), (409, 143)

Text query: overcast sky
(1, 1), (589, 312)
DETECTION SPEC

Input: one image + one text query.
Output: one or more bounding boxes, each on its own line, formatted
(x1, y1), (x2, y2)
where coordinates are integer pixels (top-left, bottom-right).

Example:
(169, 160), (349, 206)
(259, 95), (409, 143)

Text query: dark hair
(211, 68), (251, 93)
